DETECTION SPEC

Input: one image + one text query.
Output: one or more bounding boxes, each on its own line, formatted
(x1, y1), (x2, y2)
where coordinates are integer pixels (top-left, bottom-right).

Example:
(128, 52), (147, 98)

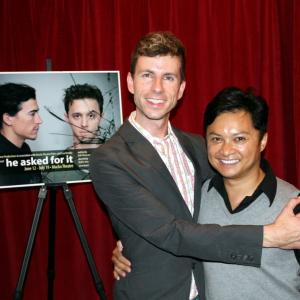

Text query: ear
(177, 80), (186, 100)
(3, 113), (14, 126)
(64, 112), (70, 123)
(127, 72), (134, 94)
(260, 133), (268, 152)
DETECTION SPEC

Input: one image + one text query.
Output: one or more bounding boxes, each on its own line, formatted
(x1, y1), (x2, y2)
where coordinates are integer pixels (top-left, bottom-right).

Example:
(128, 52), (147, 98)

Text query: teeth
(146, 98), (164, 104)
(220, 159), (239, 164)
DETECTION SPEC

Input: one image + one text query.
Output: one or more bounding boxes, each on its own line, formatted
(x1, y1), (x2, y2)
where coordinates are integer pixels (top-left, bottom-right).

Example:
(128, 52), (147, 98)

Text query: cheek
(207, 144), (218, 155)
(207, 147), (216, 164)
(89, 120), (99, 130)
(71, 125), (80, 133)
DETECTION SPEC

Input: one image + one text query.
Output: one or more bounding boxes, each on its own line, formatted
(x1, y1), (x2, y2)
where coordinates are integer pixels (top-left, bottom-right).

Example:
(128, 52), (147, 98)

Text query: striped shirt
(129, 111), (198, 299)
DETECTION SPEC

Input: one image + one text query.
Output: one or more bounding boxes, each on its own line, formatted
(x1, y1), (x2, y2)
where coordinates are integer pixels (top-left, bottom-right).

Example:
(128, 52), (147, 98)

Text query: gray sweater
(199, 177), (300, 300)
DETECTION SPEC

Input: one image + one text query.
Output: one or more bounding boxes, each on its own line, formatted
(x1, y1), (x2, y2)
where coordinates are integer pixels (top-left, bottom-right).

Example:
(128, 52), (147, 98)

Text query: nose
(152, 77), (163, 93)
(220, 141), (234, 156)
(35, 113), (42, 124)
(81, 116), (88, 128)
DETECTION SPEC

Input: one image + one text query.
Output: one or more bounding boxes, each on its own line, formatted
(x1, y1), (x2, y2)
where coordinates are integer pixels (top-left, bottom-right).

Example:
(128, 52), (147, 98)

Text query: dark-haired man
(198, 87), (300, 299)
(90, 32), (300, 300)
(63, 83), (103, 149)
(43, 83), (103, 184)
(0, 83), (42, 186)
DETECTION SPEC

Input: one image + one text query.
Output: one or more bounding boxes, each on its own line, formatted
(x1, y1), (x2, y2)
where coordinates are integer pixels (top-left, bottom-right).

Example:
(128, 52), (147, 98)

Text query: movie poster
(0, 71), (122, 189)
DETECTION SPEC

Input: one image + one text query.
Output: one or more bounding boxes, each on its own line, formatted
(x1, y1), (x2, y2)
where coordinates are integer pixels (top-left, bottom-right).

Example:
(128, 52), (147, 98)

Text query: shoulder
(201, 178), (212, 192)
(276, 177), (300, 198)
(22, 142), (32, 153)
(173, 127), (206, 149)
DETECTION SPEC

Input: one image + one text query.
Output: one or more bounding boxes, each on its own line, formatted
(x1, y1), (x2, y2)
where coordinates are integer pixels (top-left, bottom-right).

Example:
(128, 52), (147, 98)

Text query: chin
(28, 136), (38, 140)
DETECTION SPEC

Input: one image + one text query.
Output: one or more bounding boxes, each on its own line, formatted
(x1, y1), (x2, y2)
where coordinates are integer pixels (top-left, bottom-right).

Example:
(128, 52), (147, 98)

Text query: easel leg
(47, 187), (57, 300)
(62, 184), (107, 300)
(14, 185), (48, 300)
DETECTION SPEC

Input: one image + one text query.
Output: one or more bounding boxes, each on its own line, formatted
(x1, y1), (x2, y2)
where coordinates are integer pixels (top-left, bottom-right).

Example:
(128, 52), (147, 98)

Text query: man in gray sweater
(200, 86), (299, 299)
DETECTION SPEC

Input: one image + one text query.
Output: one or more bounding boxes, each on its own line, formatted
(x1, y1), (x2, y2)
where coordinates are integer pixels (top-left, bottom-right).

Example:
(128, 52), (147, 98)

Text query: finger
(112, 255), (131, 272)
(279, 197), (300, 216)
(112, 253), (130, 267)
(283, 241), (300, 250)
(113, 270), (120, 280)
(112, 250), (132, 267)
(114, 265), (127, 277)
(289, 197), (300, 208)
(117, 240), (123, 251)
(119, 255), (131, 266)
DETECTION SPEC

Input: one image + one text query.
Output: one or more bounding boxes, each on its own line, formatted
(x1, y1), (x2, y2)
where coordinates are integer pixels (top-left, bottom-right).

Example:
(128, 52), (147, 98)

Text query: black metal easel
(13, 183), (107, 300)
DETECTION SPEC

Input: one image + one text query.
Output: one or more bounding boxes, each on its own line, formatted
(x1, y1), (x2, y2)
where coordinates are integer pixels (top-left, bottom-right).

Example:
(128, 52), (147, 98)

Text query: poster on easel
(0, 71), (123, 189)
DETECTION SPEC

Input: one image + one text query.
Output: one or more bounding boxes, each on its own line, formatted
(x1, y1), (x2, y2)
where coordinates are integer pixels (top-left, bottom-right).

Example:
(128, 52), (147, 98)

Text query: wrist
(263, 224), (278, 248)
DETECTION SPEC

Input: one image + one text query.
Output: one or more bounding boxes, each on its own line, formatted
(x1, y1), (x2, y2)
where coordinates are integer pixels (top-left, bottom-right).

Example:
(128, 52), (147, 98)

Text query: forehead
(135, 55), (181, 73)
(18, 98), (38, 112)
(68, 98), (100, 112)
(208, 110), (255, 131)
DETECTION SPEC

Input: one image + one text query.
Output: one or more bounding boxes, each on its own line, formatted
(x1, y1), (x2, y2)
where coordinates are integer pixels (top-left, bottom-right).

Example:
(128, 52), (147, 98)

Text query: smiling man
(0, 83), (43, 185)
(90, 32), (300, 300)
(200, 86), (300, 299)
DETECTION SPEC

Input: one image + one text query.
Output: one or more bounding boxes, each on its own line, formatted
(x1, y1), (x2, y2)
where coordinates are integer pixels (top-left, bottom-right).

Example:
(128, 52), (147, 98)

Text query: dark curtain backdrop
(0, 1), (299, 299)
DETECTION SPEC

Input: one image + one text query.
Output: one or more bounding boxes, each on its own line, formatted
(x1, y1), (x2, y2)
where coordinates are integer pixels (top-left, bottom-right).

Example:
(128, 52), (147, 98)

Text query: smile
(145, 98), (165, 104)
(219, 159), (239, 165)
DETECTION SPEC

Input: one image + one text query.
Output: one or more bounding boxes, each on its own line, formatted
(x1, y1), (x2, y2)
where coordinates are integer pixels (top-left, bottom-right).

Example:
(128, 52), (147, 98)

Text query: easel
(13, 183), (107, 300)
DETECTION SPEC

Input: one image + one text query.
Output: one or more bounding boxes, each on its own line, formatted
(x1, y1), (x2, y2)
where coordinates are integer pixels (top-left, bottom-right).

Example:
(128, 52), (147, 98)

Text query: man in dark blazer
(90, 31), (300, 300)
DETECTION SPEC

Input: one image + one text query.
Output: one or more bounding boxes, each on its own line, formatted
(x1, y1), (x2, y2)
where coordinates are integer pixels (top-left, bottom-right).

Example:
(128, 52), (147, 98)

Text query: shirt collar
(208, 159), (277, 214)
(128, 111), (174, 143)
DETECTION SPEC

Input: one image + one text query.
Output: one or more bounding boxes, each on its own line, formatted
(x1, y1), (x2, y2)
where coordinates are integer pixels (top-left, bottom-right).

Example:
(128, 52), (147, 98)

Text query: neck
(224, 168), (265, 210)
(134, 116), (169, 138)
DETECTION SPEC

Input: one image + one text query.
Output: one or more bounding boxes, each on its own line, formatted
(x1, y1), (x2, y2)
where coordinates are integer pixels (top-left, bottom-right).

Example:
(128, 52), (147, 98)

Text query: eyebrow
(27, 108), (39, 113)
(140, 69), (178, 76)
(72, 109), (99, 114)
(207, 131), (250, 136)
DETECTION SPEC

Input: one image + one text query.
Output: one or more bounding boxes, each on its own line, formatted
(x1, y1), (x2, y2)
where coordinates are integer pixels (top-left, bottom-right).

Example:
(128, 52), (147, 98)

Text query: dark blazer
(90, 120), (263, 300)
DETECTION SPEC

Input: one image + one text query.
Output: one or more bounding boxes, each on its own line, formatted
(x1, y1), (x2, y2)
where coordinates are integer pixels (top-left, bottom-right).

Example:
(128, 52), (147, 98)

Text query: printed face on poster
(0, 71), (123, 189)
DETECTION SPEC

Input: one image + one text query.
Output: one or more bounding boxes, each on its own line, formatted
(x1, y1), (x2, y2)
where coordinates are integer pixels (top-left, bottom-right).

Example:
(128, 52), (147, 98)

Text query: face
(127, 55), (186, 130)
(4, 99), (42, 147)
(206, 110), (267, 181)
(65, 98), (101, 147)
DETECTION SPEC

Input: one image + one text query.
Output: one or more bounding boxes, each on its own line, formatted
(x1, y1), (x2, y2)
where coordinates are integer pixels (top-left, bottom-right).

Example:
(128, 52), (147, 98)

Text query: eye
(234, 136), (247, 143)
(210, 136), (222, 143)
(88, 112), (97, 119)
(141, 72), (152, 78)
(163, 75), (175, 81)
(28, 110), (38, 117)
(72, 113), (81, 120)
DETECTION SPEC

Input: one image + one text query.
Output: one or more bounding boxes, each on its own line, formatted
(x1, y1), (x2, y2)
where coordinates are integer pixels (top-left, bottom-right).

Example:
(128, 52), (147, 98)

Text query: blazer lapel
(173, 128), (203, 222)
(118, 121), (178, 189)
(118, 121), (193, 219)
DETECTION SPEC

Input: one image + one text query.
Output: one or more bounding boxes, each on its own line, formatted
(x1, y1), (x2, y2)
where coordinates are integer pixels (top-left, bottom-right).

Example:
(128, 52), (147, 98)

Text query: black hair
(0, 83), (36, 129)
(63, 84), (104, 114)
(204, 86), (269, 139)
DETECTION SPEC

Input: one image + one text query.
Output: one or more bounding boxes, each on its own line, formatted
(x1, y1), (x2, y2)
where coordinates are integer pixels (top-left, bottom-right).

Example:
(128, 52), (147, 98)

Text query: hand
(112, 240), (132, 280)
(263, 197), (300, 249)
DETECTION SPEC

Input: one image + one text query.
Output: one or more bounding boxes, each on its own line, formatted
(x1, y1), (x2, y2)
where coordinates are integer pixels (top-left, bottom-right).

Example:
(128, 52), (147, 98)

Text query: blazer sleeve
(90, 146), (263, 267)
